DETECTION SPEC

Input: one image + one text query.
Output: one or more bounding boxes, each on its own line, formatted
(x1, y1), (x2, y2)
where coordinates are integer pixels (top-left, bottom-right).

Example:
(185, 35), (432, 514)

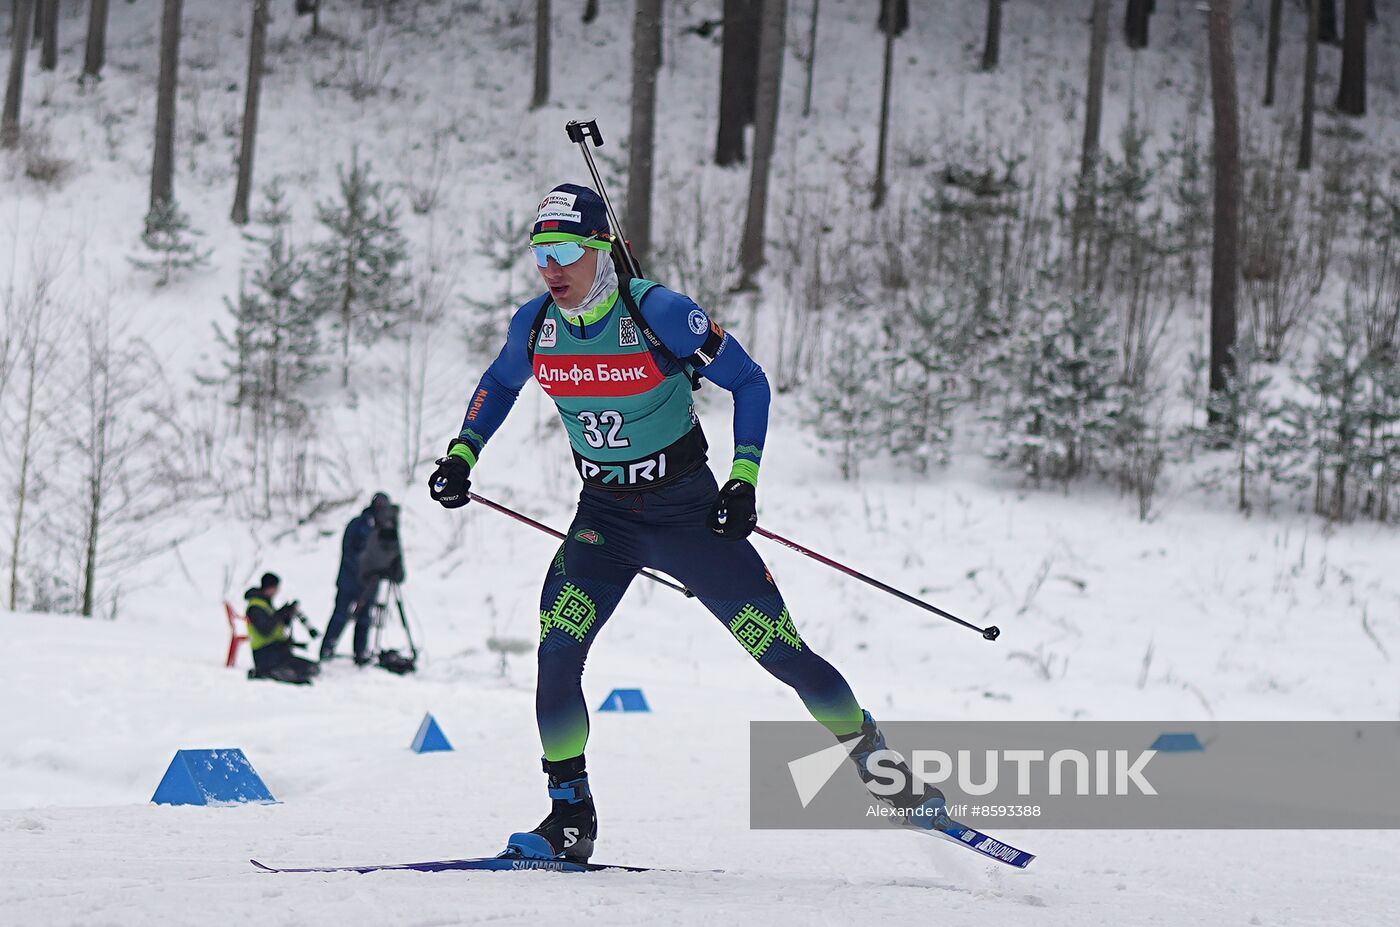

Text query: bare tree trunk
(231, 0), (269, 226)
(0, 302), (15, 405)
(2, 0), (35, 150)
(1336, 0), (1366, 115)
(76, 303), (172, 618)
(532, 0), (551, 109)
(583, 0), (598, 23)
(981, 0), (1001, 71)
(1074, 0), (1110, 257)
(150, 0), (184, 213)
(1264, 0), (1283, 106)
(81, 479), (101, 614)
(8, 348), (37, 610)
(875, 0), (908, 35)
(736, 3), (758, 129)
(738, 0), (786, 287)
(715, 0), (760, 166)
(1080, 0), (1109, 186)
(81, 324), (110, 618)
(1124, 0), (1152, 49)
(341, 246), (354, 388)
(802, 0), (819, 117)
(83, 0), (109, 80)
(627, 0), (661, 264)
(8, 376), (34, 610)
(1300, 0), (1319, 170)
(38, 0), (56, 71)
(6, 273), (62, 611)
(1319, 0), (1340, 43)
(872, 0), (897, 209)
(1208, 0), (1241, 425)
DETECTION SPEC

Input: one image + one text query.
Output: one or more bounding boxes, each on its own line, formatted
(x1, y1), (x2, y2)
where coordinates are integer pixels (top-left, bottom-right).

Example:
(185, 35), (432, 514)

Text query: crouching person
(245, 572), (320, 685)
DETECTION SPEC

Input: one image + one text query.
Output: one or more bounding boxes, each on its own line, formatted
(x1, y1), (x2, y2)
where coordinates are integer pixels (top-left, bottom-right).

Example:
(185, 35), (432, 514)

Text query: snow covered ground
(13, 466), (1398, 926)
(4, 0), (1400, 923)
(4, 430), (1400, 924)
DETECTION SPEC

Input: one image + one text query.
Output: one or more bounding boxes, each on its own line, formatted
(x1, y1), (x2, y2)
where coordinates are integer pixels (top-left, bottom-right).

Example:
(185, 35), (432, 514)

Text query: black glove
(708, 479), (758, 540)
(274, 602), (299, 623)
(428, 442), (473, 508)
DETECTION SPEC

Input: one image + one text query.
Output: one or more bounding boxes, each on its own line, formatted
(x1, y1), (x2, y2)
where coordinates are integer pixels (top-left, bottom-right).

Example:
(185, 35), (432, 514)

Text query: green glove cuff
(447, 441), (478, 467)
(728, 459), (759, 488)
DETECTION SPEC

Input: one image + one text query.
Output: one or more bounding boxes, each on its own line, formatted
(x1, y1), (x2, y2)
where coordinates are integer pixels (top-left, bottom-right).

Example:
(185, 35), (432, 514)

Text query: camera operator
(320, 493), (380, 662)
(245, 572), (320, 685)
(343, 494), (406, 666)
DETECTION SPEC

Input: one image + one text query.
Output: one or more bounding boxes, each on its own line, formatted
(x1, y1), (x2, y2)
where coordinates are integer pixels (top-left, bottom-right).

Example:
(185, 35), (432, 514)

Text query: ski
(250, 856), (659, 874)
(251, 804), (1034, 875)
(921, 815), (1036, 869)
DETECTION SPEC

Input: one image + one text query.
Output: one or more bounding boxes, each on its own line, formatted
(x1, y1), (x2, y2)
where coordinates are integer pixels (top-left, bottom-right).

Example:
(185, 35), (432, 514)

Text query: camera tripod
(366, 581), (418, 674)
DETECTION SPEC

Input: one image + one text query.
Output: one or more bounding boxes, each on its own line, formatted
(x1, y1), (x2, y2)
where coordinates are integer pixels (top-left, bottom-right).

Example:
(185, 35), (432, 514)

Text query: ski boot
(499, 755), (597, 862)
(840, 710), (949, 831)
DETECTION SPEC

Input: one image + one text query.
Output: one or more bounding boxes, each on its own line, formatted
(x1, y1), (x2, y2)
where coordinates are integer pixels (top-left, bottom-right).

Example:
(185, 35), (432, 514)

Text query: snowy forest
(3, 3), (1400, 923)
(0, 1), (1397, 619)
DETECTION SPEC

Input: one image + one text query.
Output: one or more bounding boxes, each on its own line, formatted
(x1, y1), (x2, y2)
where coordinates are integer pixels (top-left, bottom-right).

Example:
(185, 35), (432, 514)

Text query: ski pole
(752, 526), (1001, 641)
(564, 119), (643, 278)
(468, 491), (694, 597)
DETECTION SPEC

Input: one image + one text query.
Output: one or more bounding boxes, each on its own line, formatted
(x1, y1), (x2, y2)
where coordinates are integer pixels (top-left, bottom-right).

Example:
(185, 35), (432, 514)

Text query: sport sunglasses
(531, 237), (598, 268)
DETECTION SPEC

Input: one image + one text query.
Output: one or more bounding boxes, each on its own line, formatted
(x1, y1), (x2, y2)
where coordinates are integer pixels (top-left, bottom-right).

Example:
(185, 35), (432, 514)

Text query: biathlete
(428, 184), (939, 861)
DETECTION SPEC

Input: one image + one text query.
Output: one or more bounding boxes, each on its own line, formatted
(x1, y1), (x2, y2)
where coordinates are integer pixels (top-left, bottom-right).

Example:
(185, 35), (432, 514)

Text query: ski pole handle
(752, 526), (1000, 641)
(566, 119), (603, 146)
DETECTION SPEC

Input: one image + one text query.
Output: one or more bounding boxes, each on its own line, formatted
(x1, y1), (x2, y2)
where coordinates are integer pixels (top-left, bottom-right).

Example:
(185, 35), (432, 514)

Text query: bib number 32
(578, 410), (630, 449)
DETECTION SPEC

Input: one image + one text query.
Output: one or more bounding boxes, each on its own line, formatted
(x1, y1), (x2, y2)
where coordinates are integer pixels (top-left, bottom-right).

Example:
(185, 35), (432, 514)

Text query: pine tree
(804, 324), (890, 480)
(1165, 121), (1210, 298)
(1195, 343), (1290, 514)
(217, 182), (321, 425)
(991, 294), (1121, 488)
(1280, 296), (1400, 522)
(129, 198), (210, 287)
(881, 299), (961, 473)
(1359, 353), (1400, 522)
(250, 185), (321, 415)
(1111, 385), (1167, 521)
(212, 184), (323, 514)
(308, 154), (413, 386)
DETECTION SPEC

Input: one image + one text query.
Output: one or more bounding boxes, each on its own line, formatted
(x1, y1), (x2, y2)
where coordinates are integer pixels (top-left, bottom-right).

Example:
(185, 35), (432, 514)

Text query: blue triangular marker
(597, 688), (650, 712)
(151, 754), (203, 806)
(1151, 732), (1204, 752)
(151, 749), (275, 805)
(412, 713), (453, 753)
